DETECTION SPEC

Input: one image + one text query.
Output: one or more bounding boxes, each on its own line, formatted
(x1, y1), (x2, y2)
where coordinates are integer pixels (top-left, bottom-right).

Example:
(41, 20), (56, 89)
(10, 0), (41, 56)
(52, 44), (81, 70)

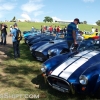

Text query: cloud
(52, 17), (61, 21)
(21, 0), (44, 13)
(0, 3), (16, 10)
(82, 0), (95, 3)
(34, 11), (43, 17)
(21, 13), (31, 20)
(0, 2), (16, 20)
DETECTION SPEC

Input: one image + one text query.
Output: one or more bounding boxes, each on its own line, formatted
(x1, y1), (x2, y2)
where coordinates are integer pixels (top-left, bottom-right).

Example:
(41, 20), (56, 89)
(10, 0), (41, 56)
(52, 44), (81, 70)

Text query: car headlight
(30, 46), (37, 51)
(41, 64), (47, 73)
(30, 47), (33, 51)
(26, 40), (29, 43)
(48, 50), (52, 55)
(48, 49), (58, 55)
(79, 75), (88, 85)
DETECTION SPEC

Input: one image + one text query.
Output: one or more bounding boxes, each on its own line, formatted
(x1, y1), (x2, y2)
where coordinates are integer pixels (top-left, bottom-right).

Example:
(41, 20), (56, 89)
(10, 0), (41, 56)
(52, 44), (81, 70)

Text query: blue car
(30, 39), (68, 61)
(41, 39), (100, 96)
(25, 31), (55, 45)
(29, 33), (68, 60)
(23, 31), (41, 43)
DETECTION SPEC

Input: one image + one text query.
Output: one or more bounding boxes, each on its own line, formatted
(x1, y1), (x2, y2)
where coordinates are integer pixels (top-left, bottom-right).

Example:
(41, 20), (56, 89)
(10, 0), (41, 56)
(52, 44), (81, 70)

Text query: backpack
(15, 28), (22, 41)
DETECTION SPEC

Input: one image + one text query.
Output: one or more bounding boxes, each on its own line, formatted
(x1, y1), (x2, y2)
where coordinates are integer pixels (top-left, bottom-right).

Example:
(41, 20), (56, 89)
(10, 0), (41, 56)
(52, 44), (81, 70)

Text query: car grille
(34, 51), (47, 61)
(47, 76), (70, 93)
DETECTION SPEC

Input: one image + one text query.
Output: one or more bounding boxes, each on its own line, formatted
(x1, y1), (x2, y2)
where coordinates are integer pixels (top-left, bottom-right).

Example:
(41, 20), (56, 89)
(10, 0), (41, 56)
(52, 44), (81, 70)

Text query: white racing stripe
(35, 40), (64, 52)
(51, 50), (100, 78)
(59, 58), (88, 80)
(74, 50), (92, 57)
(59, 51), (100, 80)
(51, 50), (91, 76)
(51, 57), (79, 76)
(82, 51), (99, 59)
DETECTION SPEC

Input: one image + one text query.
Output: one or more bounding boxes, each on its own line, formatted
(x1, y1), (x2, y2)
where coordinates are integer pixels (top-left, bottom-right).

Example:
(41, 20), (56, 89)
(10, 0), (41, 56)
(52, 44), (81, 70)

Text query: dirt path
(0, 36), (12, 62)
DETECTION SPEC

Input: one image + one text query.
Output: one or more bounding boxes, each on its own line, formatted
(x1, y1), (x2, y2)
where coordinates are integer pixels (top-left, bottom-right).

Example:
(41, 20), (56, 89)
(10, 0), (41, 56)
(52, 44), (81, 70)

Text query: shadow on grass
(3, 64), (41, 75)
(1, 64), (41, 93)
(31, 74), (95, 100)
(0, 43), (12, 55)
(7, 42), (41, 64)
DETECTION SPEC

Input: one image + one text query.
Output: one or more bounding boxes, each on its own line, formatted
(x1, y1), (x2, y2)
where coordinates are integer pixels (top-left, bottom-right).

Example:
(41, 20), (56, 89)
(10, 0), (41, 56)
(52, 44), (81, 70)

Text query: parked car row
(23, 31), (70, 61)
(23, 30), (100, 98)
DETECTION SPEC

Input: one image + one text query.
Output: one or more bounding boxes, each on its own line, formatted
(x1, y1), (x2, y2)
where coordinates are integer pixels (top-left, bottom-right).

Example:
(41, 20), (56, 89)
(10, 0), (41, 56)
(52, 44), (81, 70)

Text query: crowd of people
(40, 25), (67, 35)
(91, 27), (98, 32)
(0, 23), (20, 60)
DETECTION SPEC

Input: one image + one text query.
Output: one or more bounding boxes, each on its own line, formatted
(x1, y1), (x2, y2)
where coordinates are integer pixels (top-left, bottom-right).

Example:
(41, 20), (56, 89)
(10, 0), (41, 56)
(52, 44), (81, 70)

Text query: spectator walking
(53, 26), (57, 34)
(1, 23), (8, 45)
(41, 25), (43, 33)
(95, 28), (98, 32)
(31, 26), (34, 32)
(49, 25), (53, 34)
(10, 23), (20, 59)
(91, 27), (95, 32)
(66, 18), (80, 49)
(10, 25), (13, 33)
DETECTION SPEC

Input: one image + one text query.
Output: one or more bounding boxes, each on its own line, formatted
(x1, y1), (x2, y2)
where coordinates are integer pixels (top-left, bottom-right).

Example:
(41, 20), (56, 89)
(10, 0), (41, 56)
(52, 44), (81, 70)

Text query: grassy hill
(1, 22), (100, 33)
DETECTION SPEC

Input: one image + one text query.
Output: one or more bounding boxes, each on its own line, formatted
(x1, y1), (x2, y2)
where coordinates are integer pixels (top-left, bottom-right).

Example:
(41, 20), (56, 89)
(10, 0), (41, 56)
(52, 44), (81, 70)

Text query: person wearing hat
(66, 18), (80, 49)
(10, 23), (20, 59)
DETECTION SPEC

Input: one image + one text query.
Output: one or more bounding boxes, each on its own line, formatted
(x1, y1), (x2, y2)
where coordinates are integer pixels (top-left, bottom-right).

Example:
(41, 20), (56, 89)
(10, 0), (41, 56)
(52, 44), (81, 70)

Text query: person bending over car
(66, 18), (80, 49)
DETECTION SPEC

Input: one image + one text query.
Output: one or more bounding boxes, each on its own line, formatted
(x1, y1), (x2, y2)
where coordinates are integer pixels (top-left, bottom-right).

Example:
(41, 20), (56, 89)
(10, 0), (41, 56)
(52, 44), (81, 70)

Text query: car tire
(94, 87), (100, 99)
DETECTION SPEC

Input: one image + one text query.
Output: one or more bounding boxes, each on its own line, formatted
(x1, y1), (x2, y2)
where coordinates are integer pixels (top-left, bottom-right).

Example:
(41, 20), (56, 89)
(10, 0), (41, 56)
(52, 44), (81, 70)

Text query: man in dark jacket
(1, 23), (7, 45)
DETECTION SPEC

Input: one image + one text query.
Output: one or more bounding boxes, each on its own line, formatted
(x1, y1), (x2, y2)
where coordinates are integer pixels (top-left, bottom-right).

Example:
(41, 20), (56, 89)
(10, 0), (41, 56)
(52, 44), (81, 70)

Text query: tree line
(10, 16), (100, 26)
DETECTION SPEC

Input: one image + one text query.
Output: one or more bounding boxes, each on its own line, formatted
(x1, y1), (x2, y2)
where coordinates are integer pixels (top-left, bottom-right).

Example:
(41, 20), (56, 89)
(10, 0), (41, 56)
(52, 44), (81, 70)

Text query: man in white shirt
(92, 27), (95, 32)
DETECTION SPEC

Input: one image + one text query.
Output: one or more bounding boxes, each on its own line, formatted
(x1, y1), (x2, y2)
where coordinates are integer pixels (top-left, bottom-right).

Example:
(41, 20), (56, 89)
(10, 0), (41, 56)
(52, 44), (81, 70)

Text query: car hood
(35, 40), (65, 52)
(31, 41), (49, 50)
(50, 50), (100, 82)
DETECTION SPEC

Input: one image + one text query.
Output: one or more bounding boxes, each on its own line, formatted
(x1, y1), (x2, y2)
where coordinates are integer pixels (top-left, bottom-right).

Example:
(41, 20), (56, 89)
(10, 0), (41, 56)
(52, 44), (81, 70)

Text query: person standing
(41, 25), (43, 33)
(66, 18), (80, 49)
(10, 23), (20, 59)
(10, 25), (13, 33)
(1, 23), (8, 45)
(31, 26), (34, 32)
(91, 27), (95, 32)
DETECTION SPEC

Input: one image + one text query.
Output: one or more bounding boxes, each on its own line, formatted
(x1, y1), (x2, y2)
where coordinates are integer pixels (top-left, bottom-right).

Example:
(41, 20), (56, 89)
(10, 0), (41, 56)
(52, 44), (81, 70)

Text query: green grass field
(0, 22), (100, 100)
(1, 22), (100, 33)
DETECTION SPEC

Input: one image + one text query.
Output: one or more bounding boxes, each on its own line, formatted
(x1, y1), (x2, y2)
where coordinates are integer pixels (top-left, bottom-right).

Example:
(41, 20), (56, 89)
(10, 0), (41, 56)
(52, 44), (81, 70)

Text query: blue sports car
(23, 30), (41, 43)
(29, 33), (68, 61)
(30, 39), (68, 61)
(27, 34), (56, 47)
(41, 39), (100, 96)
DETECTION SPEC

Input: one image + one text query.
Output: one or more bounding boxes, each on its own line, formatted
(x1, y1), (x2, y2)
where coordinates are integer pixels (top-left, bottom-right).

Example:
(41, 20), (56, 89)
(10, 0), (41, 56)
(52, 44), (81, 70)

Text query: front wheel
(94, 87), (100, 99)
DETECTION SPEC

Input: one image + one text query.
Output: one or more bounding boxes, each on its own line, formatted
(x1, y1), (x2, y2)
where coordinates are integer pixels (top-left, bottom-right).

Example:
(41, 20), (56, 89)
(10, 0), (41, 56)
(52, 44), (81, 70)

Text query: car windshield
(78, 39), (100, 51)
(54, 33), (65, 40)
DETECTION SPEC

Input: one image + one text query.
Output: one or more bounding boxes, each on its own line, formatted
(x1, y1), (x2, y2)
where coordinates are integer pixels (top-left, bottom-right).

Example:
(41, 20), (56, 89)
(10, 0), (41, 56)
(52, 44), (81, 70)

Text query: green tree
(96, 20), (100, 26)
(83, 21), (87, 24)
(43, 16), (53, 22)
(10, 16), (16, 22)
(12, 16), (16, 20)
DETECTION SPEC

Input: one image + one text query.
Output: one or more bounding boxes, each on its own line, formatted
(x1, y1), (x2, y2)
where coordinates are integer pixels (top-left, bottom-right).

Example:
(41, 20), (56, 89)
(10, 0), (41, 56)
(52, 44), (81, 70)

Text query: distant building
(17, 19), (31, 22)
(52, 17), (72, 24)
